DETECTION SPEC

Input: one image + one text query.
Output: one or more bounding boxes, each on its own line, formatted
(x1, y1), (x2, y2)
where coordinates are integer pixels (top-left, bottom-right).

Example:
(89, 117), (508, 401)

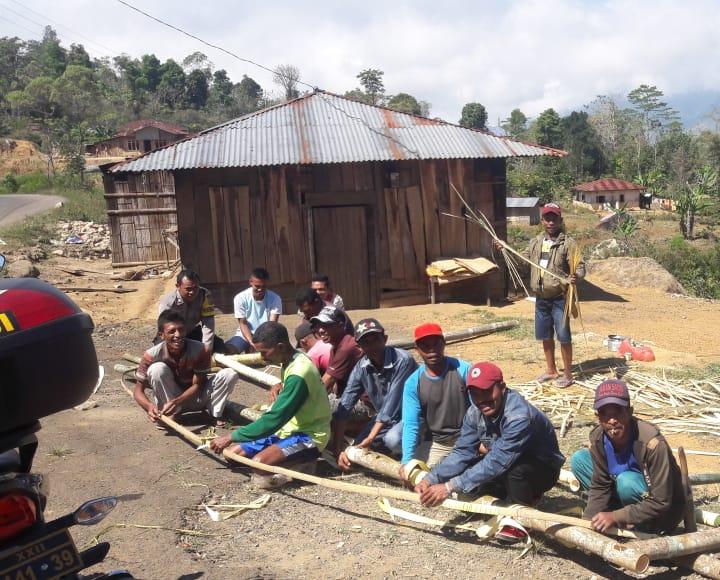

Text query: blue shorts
(239, 433), (318, 459)
(535, 296), (572, 344)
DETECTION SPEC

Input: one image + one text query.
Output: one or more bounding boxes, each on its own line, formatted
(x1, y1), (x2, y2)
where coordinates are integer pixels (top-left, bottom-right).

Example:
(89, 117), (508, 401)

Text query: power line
(7, 0), (121, 56)
(0, 14), (45, 38)
(114, 0), (421, 159)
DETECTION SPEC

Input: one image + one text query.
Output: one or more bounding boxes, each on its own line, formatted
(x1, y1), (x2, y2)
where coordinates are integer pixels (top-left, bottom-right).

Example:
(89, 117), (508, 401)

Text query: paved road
(0, 193), (66, 227)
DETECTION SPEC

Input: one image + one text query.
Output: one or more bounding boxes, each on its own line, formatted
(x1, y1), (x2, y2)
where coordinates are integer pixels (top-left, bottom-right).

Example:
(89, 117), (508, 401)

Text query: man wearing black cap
(570, 379), (685, 534)
(311, 306), (363, 395)
(334, 319), (418, 468)
(294, 320), (332, 374)
(415, 362), (564, 542)
(528, 203), (585, 387)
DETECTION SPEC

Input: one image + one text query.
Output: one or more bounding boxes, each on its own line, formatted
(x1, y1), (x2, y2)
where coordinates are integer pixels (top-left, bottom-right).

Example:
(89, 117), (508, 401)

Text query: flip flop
(556, 377), (575, 388)
(536, 373), (559, 383)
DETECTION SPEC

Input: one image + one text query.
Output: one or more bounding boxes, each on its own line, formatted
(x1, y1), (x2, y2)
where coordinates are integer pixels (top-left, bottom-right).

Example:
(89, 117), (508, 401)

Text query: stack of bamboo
(511, 370), (720, 436)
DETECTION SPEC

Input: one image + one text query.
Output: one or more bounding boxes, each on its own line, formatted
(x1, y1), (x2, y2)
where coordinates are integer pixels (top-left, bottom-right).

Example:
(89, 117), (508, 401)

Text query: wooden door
(312, 206), (372, 309)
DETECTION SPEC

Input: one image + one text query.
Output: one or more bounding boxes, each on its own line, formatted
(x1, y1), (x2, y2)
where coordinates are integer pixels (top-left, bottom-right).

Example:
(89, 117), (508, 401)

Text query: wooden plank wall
(104, 171), (178, 266)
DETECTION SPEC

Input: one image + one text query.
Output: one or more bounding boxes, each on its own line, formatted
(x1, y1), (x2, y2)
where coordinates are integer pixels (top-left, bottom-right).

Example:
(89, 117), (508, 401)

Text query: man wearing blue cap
(570, 379), (685, 533)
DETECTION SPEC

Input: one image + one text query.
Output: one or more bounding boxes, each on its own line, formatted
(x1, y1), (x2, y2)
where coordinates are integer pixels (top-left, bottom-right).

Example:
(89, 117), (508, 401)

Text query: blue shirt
(233, 287), (283, 334)
(426, 389), (565, 494)
(333, 346), (417, 425)
(603, 433), (642, 478)
(400, 357), (471, 464)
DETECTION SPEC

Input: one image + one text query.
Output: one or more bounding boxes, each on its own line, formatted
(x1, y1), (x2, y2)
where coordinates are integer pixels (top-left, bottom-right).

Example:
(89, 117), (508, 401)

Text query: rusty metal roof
(573, 178), (645, 192)
(111, 90), (565, 173)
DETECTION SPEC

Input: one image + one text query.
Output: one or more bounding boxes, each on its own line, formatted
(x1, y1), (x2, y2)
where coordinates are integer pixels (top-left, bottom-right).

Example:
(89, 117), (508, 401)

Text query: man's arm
(160, 372), (206, 417)
(269, 293), (282, 322)
(230, 375), (308, 442)
(332, 364), (365, 444)
(237, 318), (254, 345)
(400, 371), (422, 465)
(375, 354), (417, 425)
(438, 413), (532, 494)
(133, 379), (160, 421)
(584, 441), (616, 520)
(612, 438), (676, 528)
(200, 293), (216, 351)
(321, 372), (337, 393)
(424, 409), (483, 487)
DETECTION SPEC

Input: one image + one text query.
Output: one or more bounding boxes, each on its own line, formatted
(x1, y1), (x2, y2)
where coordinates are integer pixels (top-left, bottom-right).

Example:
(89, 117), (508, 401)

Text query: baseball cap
(466, 362), (504, 390)
(310, 305), (344, 326)
(593, 379), (630, 410)
(414, 322), (444, 342)
(294, 321), (314, 344)
(541, 203), (562, 217)
(354, 318), (385, 342)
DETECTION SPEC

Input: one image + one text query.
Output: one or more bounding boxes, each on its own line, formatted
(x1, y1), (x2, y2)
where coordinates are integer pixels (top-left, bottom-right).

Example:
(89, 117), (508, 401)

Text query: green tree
(502, 108), (527, 137)
(459, 102), (487, 130)
(66, 43), (91, 68)
(209, 69), (234, 109)
(185, 69), (209, 109)
(139, 54), (162, 92)
(561, 111), (605, 178)
(157, 59), (186, 108)
(356, 69), (384, 105)
(387, 93), (428, 116)
(675, 165), (718, 239)
(52, 65), (100, 124)
(37, 26), (66, 78)
(532, 108), (563, 148)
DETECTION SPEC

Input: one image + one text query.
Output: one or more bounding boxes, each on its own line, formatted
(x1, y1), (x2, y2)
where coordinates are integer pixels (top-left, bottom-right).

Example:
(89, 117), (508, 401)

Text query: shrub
(1, 173), (19, 193)
(16, 171), (52, 193)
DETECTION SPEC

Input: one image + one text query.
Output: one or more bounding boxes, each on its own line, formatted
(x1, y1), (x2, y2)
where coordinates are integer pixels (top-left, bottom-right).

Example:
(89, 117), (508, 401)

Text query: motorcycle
(0, 254), (132, 579)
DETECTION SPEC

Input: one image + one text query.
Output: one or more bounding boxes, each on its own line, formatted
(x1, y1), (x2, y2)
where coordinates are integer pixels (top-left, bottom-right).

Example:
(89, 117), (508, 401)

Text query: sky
(1, 0), (719, 127)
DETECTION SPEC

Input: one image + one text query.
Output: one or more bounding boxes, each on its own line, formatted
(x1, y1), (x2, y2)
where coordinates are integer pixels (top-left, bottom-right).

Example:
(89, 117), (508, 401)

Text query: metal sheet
(112, 91), (565, 173)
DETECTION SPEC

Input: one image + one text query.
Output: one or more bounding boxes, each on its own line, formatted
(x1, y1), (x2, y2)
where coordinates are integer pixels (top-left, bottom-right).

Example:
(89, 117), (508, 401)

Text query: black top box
(0, 278), (98, 436)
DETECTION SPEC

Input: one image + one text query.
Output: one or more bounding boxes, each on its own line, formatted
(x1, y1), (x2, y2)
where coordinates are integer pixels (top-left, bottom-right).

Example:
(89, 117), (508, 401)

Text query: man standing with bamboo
(415, 362), (564, 542)
(526, 203), (585, 387)
(570, 379), (686, 534)
(399, 323), (471, 475)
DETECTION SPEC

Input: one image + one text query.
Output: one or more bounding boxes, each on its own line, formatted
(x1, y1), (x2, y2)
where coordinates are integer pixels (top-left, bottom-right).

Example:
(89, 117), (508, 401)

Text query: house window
(620, 194), (625, 202)
(581, 194), (585, 201)
(597, 195), (606, 204)
(156, 140), (167, 148)
(127, 140), (138, 151)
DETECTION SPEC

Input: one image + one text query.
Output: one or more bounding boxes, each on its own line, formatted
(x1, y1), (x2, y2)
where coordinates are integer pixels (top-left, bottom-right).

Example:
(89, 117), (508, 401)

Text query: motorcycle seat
(0, 449), (21, 472)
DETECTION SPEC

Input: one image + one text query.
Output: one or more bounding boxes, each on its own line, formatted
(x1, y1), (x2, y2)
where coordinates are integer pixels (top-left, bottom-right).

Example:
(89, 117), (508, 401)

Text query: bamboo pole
(696, 510), (720, 527)
(387, 321), (519, 350)
(679, 447), (698, 532)
(213, 353), (280, 388)
(122, 353), (142, 364)
(631, 530), (720, 561)
(690, 474), (720, 486)
(558, 469), (581, 492)
(216, 353), (264, 366)
(345, 447), (403, 480)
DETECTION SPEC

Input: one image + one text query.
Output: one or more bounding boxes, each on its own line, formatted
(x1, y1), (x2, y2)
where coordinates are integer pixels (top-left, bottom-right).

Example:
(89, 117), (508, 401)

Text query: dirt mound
(587, 256), (685, 294)
(0, 139), (47, 174)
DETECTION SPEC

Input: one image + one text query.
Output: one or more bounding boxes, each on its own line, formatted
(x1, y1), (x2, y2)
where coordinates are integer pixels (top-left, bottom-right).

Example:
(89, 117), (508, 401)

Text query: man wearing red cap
(399, 323), (472, 472)
(570, 379), (685, 534)
(528, 203), (585, 387)
(415, 361), (564, 541)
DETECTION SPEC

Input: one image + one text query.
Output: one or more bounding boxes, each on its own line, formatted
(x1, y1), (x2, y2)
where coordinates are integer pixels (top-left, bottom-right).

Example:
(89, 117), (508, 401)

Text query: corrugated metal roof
(573, 178), (645, 192)
(111, 90), (565, 173)
(506, 197), (540, 208)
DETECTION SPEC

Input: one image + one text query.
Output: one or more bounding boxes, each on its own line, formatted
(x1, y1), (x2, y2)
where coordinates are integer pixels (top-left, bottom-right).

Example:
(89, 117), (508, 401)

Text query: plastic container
(0, 278), (98, 435)
(607, 335), (628, 352)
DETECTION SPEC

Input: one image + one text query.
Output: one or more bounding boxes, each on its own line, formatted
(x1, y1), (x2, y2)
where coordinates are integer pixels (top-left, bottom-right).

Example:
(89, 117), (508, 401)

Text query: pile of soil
(587, 256), (686, 294)
(0, 139), (47, 174)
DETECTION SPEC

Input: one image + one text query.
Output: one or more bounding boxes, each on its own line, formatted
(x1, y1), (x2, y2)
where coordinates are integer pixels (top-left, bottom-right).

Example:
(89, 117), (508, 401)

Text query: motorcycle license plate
(0, 529), (82, 580)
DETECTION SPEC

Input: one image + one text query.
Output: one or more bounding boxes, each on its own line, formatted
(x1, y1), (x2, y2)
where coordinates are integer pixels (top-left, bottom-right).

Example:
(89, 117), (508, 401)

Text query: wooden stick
(58, 287), (137, 293)
(387, 321), (518, 350)
(215, 353), (264, 366)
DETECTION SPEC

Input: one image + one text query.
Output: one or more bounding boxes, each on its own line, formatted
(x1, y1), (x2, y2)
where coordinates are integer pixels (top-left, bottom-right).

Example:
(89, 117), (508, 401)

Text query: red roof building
(86, 120), (191, 157)
(572, 178), (647, 209)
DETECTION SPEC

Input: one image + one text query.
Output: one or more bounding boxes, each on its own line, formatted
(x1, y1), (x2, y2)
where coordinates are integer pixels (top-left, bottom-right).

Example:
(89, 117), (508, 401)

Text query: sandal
(536, 373), (559, 383)
(556, 377), (575, 388)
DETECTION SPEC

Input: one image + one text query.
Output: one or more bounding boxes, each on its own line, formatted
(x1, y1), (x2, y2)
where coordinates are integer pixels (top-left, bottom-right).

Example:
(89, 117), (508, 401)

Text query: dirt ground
(20, 256), (720, 579)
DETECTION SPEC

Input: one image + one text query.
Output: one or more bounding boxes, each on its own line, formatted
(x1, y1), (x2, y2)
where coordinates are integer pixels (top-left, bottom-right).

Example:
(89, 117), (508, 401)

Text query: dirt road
(0, 193), (65, 227)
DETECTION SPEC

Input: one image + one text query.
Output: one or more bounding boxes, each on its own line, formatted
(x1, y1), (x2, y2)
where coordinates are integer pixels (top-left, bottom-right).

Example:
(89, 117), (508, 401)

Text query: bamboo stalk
(696, 510), (720, 527)
(214, 352), (264, 367)
(632, 530), (720, 561)
(122, 353), (142, 364)
(387, 321), (518, 350)
(213, 353), (280, 388)
(558, 469), (581, 492)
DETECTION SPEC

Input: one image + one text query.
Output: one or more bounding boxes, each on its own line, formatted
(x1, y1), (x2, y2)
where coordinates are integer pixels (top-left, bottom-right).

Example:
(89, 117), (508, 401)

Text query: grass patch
(450, 307), (535, 341)
(48, 446), (73, 458)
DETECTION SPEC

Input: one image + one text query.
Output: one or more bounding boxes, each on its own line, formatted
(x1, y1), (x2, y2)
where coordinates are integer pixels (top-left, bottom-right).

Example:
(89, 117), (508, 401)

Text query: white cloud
(1, 0), (718, 123)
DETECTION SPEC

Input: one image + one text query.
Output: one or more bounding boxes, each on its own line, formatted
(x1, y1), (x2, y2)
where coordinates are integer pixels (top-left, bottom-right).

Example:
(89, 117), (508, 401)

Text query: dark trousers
(153, 325), (226, 353)
(477, 453), (560, 506)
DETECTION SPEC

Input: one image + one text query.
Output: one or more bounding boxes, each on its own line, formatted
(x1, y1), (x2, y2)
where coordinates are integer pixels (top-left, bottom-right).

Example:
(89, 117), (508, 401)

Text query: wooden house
(102, 91), (563, 311)
(88, 120), (190, 157)
(572, 178), (646, 210)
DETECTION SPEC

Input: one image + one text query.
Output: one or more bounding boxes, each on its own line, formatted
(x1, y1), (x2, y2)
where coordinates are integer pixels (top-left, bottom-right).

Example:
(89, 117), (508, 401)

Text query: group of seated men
(136, 266), (686, 542)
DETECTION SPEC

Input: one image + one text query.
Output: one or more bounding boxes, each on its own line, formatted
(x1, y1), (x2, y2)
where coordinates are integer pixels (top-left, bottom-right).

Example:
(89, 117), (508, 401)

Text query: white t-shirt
(233, 287), (282, 335)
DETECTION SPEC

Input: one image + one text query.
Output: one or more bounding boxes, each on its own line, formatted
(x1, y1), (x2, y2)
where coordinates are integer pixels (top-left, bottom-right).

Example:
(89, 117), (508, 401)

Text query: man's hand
(569, 274), (578, 284)
(414, 479), (431, 494)
(591, 511), (618, 533)
(418, 483), (450, 507)
(210, 434), (233, 454)
(268, 382), (282, 403)
(355, 436), (374, 449)
(337, 451), (353, 471)
(493, 239), (506, 251)
(478, 442), (489, 456)
(161, 399), (178, 417)
(146, 404), (161, 422)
